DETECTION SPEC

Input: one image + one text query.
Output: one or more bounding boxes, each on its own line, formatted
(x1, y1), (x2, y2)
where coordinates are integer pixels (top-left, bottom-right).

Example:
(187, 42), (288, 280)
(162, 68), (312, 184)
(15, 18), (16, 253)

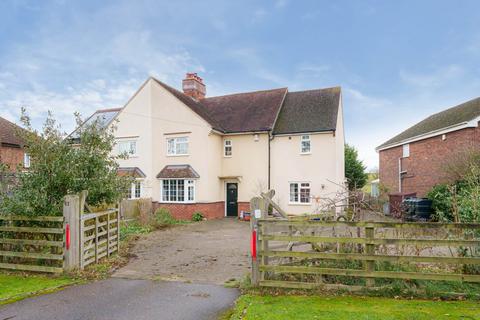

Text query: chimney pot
(182, 72), (206, 100)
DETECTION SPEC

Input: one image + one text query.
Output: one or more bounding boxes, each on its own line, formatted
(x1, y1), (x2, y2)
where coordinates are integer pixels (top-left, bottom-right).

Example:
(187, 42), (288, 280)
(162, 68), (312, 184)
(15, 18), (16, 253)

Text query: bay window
(161, 179), (195, 203)
(126, 180), (143, 199)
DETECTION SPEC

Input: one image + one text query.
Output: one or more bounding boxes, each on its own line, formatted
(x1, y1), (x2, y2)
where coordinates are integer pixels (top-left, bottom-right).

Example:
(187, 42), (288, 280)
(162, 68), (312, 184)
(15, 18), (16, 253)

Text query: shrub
(153, 207), (177, 226)
(192, 211), (204, 222)
(0, 109), (130, 216)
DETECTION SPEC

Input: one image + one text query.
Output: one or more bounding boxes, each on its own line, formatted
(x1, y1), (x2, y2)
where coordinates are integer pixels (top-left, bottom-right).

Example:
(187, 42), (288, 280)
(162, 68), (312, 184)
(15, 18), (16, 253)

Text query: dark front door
(226, 183), (238, 217)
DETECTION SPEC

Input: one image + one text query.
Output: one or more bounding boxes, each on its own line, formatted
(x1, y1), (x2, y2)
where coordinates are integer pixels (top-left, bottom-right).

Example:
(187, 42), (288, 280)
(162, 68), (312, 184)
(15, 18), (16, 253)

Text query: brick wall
(379, 126), (480, 197)
(0, 145), (24, 171)
(152, 201), (226, 220)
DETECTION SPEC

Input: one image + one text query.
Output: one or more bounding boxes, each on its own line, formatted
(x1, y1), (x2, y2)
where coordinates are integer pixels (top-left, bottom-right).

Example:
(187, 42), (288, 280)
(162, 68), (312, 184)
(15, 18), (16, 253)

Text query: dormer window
(224, 140), (232, 157)
(301, 135), (311, 154)
(167, 137), (189, 156)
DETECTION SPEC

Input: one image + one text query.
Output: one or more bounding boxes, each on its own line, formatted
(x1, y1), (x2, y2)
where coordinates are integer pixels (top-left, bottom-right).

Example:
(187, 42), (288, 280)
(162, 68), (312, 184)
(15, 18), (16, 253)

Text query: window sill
(300, 152), (311, 155)
(159, 201), (196, 204)
(288, 202), (312, 206)
(166, 154), (189, 157)
(224, 155), (232, 158)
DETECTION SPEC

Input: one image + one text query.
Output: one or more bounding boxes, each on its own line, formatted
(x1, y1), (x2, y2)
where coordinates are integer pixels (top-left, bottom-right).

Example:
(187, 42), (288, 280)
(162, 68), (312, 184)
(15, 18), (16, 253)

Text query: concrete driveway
(0, 219), (250, 320)
(114, 218), (251, 284)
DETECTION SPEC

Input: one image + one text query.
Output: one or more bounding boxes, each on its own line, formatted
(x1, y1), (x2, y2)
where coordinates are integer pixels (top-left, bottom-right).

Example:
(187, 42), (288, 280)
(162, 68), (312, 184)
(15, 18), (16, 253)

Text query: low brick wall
(238, 202), (250, 214)
(152, 201), (226, 220)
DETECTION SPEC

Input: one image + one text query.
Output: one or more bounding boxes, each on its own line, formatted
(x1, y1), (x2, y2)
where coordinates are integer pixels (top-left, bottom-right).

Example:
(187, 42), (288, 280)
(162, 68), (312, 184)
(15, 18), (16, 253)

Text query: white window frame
(23, 153), (31, 168)
(300, 135), (311, 154)
(289, 182), (311, 205)
(117, 139), (138, 157)
(160, 179), (195, 203)
(127, 179), (143, 199)
(167, 137), (189, 156)
(224, 139), (232, 157)
(403, 143), (410, 158)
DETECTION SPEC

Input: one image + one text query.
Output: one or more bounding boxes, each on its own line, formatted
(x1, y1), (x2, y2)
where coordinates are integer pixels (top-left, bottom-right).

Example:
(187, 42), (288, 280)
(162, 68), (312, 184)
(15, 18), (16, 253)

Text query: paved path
(0, 278), (239, 320)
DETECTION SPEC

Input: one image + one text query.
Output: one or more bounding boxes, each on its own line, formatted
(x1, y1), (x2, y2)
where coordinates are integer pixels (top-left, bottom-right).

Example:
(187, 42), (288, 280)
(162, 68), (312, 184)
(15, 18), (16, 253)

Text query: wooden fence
(80, 208), (120, 268)
(249, 192), (480, 290)
(0, 192), (121, 273)
(0, 215), (65, 273)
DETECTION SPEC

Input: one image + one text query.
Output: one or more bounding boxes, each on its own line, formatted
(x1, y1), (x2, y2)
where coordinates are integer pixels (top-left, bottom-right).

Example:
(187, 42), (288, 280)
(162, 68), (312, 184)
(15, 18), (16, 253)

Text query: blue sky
(1, 0), (480, 169)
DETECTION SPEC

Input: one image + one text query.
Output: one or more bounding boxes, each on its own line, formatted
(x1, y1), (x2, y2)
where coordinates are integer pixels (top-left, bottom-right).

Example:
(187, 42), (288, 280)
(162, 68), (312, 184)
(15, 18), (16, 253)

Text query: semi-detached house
(79, 73), (345, 219)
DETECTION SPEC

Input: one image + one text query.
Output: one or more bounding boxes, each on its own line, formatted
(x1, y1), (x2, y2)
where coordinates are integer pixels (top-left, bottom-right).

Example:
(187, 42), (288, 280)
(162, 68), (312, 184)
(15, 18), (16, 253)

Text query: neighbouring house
(376, 97), (480, 197)
(74, 73), (345, 219)
(0, 117), (29, 171)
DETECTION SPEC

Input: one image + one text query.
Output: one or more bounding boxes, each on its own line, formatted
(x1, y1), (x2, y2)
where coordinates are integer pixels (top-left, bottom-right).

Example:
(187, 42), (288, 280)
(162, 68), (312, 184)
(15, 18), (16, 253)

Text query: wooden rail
(253, 217), (480, 290)
(0, 215), (64, 273)
(80, 208), (119, 268)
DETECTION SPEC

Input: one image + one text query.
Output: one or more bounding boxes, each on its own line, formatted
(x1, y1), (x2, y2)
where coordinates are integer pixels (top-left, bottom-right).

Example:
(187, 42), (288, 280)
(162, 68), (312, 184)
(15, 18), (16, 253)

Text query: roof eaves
(375, 119), (477, 151)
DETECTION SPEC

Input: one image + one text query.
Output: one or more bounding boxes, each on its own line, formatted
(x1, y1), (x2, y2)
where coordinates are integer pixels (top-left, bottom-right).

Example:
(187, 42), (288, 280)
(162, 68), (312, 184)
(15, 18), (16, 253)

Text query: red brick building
(0, 117), (28, 171)
(377, 98), (480, 197)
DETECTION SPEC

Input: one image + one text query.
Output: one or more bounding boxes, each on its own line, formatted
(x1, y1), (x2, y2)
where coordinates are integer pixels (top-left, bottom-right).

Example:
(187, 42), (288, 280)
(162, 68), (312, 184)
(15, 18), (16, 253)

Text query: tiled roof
(77, 77), (342, 136)
(378, 97), (480, 149)
(0, 117), (25, 147)
(201, 88), (287, 133)
(117, 167), (146, 178)
(273, 87), (341, 134)
(156, 165), (200, 179)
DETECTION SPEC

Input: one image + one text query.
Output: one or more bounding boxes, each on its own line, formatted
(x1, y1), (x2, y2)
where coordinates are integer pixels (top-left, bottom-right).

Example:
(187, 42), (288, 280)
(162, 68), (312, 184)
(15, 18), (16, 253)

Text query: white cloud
(399, 65), (465, 89)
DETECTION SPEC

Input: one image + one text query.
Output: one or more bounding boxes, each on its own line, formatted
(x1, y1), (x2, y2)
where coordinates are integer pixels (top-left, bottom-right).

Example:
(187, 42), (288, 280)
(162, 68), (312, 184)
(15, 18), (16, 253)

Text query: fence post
(250, 197), (262, 286)
(365, 224), (375, 287)
(63, 194), (80, 271)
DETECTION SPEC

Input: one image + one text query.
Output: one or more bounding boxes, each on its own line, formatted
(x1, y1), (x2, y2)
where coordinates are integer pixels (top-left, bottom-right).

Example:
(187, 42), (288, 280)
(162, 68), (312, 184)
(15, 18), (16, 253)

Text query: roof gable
(378, 97), (480, 150)
(273, 87), (341, 135)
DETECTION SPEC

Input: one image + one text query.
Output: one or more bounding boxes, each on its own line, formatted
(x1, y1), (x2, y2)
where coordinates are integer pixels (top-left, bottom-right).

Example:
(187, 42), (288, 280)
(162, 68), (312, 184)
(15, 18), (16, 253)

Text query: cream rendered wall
(113, 80), (154, 198)
(221, 133), (269, 202)
(149, 80), (222, 203)
(335, 95), (346, 188)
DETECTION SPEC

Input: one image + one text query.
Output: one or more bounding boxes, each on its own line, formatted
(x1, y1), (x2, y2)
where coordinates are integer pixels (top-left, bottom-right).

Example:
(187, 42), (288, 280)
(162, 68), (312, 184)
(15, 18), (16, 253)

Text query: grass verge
(228, 294), (480, 320)
(0, 273), (78, 305)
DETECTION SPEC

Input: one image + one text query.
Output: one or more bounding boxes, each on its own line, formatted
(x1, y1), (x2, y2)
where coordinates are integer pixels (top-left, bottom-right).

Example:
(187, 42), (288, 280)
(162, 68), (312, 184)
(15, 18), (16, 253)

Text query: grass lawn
(229, 294), (480, 320)
(0, 273), (77, 304)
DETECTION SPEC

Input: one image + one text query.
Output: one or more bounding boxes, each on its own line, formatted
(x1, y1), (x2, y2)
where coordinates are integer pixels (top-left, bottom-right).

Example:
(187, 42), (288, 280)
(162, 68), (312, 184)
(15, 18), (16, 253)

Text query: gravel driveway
(114, 218), (251, 284)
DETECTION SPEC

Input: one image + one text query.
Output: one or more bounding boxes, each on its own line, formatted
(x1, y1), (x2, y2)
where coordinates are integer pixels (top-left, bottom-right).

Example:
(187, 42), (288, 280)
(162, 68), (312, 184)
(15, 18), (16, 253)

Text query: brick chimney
(182, 73), (206, 100)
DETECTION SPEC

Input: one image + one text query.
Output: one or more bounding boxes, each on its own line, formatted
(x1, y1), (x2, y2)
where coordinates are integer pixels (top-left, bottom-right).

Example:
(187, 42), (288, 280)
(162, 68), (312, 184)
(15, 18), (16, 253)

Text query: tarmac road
(0, 278), (239, 320)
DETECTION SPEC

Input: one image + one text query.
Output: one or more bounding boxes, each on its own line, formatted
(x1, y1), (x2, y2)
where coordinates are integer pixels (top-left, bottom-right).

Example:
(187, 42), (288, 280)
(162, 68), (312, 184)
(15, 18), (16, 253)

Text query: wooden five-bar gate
(0, 192), (120, 273)
(250, 193), (480, 291)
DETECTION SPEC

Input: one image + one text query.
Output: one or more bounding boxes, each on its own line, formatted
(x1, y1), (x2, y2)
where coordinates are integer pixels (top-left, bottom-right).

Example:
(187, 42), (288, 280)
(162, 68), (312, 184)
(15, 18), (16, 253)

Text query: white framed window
(301, 135), (311, 154)
(167, 137), (189, 156)
(23, 153), (31, 168)
(117, 139), (137, 157)
(403, 144), (410, 158)
(127, 179), (143, 199)
(289, 182), (311, 204)
(224, 140), (232, 157)
(161, 179), (195, 203)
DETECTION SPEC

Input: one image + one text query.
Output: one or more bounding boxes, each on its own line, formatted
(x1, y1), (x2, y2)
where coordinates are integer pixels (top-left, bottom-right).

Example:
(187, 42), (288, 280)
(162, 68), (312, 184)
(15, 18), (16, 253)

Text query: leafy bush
(0, 109), (130, 216)
(153, 207), (177, 226)
(192, 211), (204, 222)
